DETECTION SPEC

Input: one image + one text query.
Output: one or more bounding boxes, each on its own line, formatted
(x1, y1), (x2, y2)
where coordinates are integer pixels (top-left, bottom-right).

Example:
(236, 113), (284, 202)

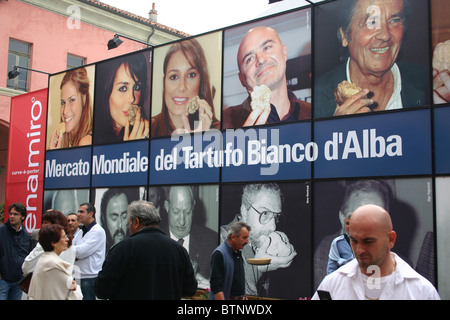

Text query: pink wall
(0, 0), (150, 124)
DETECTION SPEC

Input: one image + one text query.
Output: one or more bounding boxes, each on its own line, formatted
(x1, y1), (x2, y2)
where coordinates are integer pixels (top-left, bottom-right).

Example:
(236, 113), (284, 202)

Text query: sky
(100, 0), (317, 36)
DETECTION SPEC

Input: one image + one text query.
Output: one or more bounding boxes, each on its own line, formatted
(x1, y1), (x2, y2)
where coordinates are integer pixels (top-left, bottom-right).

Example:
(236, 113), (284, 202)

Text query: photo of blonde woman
(47, 66), (94, 149)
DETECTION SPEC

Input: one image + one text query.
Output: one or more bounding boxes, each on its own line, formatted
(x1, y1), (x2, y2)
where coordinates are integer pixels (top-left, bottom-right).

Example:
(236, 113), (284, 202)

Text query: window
(67, 54), (85, 69)
(7, 39), (31, 91)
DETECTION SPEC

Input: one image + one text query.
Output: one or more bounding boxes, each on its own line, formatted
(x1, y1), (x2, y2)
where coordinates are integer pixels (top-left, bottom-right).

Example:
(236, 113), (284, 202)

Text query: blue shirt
(327, 233), (354, 274)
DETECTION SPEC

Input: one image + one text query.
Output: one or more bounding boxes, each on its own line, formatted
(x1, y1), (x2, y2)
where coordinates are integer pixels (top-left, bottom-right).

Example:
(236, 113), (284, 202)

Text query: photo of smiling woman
(151, 33), (222, 138)
(94, 51), (151, 145)
(47, 66), (94, 149)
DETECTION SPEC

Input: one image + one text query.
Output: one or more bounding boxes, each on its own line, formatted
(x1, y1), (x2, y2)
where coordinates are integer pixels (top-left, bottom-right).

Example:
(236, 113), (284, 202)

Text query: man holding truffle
(222, 26), (311, 128)
(219, 183), (297, 297)
(433, 40), (450, 104)
(314, 0), (431, 118)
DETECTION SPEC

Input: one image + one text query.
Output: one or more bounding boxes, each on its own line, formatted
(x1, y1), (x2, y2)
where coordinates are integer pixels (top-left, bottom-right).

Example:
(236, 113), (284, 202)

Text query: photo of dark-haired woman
(94, 51), (151, 145)
(151, 33), (222, 137)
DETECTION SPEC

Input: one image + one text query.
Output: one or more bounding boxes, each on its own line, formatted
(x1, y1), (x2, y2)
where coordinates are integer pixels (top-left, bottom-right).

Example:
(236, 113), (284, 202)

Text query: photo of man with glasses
(220, 182), (311, 299)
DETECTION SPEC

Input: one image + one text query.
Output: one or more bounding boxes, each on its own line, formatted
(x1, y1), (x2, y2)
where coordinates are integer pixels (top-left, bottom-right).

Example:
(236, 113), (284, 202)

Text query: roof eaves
(79, 0), (191, 37)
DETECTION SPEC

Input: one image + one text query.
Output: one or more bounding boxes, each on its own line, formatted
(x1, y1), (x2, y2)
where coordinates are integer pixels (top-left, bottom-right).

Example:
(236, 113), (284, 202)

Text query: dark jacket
(0, 220), (32, 282)
(314, 61), (430, 119)
(209, 241), (238, 300)
(94, 227), (197, 300)
(159, 208), (218, 281)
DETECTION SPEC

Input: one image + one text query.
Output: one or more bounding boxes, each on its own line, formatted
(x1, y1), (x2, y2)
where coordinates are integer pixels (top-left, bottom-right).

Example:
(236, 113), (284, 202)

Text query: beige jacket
(28, 251), (81, 300)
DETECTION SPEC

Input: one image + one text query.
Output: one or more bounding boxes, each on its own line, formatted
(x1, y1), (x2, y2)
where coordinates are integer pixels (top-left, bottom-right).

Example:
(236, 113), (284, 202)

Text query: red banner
(5, 89), (48, 233)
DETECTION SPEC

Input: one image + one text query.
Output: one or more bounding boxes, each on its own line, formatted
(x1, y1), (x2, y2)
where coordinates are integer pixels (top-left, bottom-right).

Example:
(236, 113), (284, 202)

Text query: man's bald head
(350, 204), (393, 233)
(349, 204), (397, 275)
(164, 186), (195, 239)
(236, 26), (288, 93)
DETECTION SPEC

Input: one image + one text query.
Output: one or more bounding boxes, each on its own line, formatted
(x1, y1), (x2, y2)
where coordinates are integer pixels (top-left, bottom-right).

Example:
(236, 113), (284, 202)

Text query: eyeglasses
(250, 205), (282, 225)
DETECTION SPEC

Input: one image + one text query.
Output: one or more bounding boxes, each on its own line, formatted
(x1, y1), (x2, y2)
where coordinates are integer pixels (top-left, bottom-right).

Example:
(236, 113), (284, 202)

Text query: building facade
(0, 0), (188, 202)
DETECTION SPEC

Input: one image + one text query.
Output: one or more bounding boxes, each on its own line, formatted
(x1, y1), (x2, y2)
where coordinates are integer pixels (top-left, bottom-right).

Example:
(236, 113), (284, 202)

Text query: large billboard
(5, 89), (48, 233)
(6, 0), (450, 299)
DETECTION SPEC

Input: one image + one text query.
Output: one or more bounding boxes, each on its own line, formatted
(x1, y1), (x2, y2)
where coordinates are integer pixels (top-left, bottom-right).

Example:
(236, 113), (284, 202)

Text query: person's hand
(70, 280), (77, 291)
(187, 98), (214, 132)
(175, 98), (214, 134)
(49, 127), (63, 149)
(124, 108), (149, 140)
(195, 272), (210, 289)
(243, 106), (270, 127)
(254, 234), (297, 272)
(433, 68), (450, 103)
(333, 89), (374, 116)
(214, 292), (226, 300)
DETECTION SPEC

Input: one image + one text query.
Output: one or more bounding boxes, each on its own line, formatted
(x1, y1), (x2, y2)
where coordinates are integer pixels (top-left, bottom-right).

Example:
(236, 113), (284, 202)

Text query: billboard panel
(5, 89), (47, 232)
(4, 0), (443, 299)
(46, 66), (95, 150)
(313, 0), (431, 119)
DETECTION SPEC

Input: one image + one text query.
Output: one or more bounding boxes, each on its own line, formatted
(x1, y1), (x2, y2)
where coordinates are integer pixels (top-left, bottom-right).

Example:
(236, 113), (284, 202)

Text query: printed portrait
(222, 8), (312, 129)
(313, 0), (430, 118)
(93, 50), (152, 145)
(150, 32), (222, 138)
(46, 65), (95, 149)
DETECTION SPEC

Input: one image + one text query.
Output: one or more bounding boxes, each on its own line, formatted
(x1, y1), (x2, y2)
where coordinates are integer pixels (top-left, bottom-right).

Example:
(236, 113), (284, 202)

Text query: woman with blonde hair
(49, 67), (93, 149)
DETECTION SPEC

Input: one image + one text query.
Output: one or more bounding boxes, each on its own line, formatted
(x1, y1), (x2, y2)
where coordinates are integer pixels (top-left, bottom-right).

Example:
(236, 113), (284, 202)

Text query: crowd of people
(0, 200), (198, 300)
(0, 192), (441, 300)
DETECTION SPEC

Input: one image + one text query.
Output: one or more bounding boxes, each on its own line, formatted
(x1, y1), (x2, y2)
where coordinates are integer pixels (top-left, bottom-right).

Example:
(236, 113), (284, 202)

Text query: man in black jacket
(94, 200), (197, 299)
(0, 203), (32, 300)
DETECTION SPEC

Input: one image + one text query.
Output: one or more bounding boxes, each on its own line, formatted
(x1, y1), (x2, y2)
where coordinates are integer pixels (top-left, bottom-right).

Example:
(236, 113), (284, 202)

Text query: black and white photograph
(313, 177), (435, 290)
(156, 184), (219, 289)
(220, 181), (311, 299)
(434, 176), (450, 299)
(93, 186), (145, 252)
(43, 188), (90, 216)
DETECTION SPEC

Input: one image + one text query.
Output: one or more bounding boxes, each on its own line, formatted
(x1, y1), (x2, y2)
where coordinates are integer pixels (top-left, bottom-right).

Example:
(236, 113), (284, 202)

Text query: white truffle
(186, 96), (199, 115)
(250, 85), (271, 111)
(263, 231), (294, 257)
(433, 40), (450, 73)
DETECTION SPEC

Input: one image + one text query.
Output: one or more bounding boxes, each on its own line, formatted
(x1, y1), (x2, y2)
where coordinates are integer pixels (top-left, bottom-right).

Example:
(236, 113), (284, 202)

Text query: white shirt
(72, 228), (82, 246)
(169, 231), (190, 253)
(74, 223), (106, 279)
(346, 58), (403, 110)
(312, 253), (440, 300)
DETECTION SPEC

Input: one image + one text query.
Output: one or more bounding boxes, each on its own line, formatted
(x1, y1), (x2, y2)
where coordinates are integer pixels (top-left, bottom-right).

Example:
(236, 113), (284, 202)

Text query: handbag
(19, 273), (32, 294)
